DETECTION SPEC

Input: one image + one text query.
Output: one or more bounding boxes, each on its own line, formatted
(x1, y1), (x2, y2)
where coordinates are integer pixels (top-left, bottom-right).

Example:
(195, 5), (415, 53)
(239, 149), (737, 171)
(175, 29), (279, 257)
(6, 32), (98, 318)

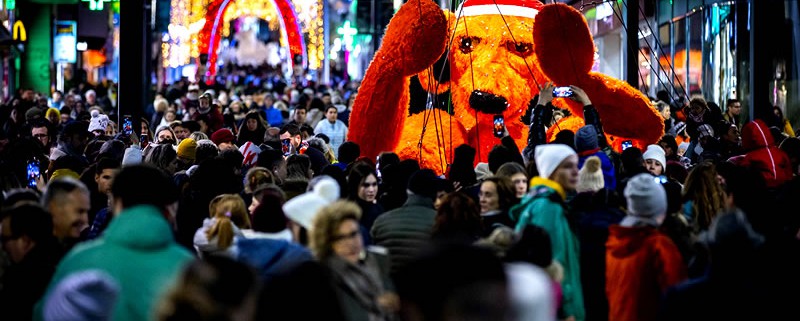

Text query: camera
(552, 86), (574, 98)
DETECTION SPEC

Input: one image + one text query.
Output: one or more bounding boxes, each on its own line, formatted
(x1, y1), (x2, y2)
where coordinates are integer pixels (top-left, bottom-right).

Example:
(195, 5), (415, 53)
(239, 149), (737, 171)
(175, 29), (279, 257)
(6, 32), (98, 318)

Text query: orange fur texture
(348, 2), (663, 175)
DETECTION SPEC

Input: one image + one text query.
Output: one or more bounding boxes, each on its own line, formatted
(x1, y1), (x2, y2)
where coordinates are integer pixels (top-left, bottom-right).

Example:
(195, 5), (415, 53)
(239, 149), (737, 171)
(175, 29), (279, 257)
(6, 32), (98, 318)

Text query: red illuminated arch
(198, 0), (307, 82)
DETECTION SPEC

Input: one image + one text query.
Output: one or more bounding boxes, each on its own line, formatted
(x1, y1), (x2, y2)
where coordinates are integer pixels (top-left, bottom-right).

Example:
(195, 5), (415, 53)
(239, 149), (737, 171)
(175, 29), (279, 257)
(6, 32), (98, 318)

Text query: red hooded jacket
(740, 119), (793, 188)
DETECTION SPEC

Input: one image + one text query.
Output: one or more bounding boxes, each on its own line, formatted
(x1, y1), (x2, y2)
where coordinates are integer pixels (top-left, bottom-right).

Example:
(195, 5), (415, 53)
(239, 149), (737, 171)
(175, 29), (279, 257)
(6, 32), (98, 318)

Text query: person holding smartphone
(525, 83), (611, 161)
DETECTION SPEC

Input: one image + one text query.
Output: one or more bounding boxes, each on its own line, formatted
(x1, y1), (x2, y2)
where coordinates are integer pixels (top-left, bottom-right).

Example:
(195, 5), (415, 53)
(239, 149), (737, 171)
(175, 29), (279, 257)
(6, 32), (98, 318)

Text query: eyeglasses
(33, 134), (48, 138)
(332, 230), (360, 242)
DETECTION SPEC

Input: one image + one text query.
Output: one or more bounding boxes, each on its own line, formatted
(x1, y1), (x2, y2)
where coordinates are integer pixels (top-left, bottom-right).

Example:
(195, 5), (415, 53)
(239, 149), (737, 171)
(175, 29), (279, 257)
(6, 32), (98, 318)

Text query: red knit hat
(211, 128), (235, 145)
(456, 0), (544, 19)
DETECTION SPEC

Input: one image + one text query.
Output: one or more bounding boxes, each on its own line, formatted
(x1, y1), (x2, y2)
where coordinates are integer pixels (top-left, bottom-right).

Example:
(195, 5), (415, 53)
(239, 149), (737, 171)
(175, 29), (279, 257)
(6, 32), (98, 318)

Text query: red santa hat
(457, 0), (544, 19)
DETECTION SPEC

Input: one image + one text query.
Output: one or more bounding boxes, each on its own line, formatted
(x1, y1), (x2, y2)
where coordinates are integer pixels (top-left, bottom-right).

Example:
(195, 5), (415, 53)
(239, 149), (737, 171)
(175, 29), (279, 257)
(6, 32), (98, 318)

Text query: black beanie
(407, 169), (443, 200)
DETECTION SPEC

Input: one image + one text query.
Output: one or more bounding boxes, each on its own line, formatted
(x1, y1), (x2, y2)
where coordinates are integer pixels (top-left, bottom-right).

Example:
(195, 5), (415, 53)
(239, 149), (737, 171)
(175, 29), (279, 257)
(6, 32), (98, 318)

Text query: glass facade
(581, 0), (800, 129)
(644, 1), (738, 110)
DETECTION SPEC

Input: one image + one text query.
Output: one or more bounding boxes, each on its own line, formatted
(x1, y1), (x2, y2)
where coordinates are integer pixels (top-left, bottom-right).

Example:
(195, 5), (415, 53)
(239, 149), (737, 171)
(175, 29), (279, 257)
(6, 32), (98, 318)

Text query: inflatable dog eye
(348, 0), (663, 174)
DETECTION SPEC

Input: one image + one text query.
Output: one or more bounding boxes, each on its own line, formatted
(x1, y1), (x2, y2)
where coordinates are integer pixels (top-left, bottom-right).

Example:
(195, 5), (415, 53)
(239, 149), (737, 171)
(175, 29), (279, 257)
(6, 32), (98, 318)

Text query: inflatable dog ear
(535, 3), (663, 151)
(348, 0), (663, 174)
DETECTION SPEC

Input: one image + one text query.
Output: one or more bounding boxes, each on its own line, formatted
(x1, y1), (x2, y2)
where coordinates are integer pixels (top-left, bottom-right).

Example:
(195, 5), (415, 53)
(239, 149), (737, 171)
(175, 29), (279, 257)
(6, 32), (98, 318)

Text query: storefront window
(702, 3), (736, 108)
(657, 23), (673, 95)
(687, 11), (703, 95)
(673, 18), (687, 97)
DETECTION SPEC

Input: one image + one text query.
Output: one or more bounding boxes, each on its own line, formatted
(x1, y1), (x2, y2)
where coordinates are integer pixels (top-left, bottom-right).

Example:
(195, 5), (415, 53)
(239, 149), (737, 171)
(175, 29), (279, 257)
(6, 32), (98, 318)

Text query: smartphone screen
(621, 140), (633, 150)
(123, 115), (133, 135)
(376, 156), (382, 182)
(281, 138), (291, 157)
(493, 115), (505, 138)
(553, 86), (573, 98)
(27, 159), (40, 188)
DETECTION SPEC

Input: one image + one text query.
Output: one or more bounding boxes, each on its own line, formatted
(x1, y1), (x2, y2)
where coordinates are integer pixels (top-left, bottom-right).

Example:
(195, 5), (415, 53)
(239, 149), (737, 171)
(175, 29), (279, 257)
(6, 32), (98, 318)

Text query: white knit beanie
(534, 144), (576, 180)
(621, 173), (667, 227)
(88, 113), (109, 133)
(642, 144), (666, 168)
(576, 156), (604, 193)
(283, 179), (340, 230)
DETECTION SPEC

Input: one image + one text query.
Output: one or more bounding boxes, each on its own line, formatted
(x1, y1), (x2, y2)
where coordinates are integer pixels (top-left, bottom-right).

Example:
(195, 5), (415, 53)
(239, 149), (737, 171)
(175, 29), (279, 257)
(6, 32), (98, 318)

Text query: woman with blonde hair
(194, 194), (252, 257)
(310, 200), (398, 320)
(682, 162), (727, 232)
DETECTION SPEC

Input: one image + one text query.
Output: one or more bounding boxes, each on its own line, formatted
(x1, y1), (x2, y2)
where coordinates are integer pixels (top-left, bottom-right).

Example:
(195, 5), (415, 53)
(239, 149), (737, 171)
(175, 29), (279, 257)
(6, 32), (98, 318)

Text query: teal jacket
(510, 177), (585, 321)
(35, 205), (194, 321)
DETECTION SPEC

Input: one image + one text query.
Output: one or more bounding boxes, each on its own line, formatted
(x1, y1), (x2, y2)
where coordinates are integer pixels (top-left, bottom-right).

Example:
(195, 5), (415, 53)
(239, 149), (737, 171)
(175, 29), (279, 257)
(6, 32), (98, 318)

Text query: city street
(0, 1), (800, 320)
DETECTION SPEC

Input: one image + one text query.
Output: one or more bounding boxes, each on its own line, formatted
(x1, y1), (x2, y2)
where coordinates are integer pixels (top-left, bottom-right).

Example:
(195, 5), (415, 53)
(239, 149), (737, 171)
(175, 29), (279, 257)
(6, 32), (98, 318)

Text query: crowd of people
(0, 76), (799, 321)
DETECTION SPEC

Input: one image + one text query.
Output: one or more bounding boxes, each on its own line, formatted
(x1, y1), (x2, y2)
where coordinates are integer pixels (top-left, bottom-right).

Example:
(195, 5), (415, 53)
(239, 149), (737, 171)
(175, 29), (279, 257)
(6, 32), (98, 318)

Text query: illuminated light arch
(199, 0), (306, 82)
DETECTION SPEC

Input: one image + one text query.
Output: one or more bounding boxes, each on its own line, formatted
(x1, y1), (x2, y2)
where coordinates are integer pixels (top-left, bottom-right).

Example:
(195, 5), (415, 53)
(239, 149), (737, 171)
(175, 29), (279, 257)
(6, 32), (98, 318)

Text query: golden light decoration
(291, 0), (324, 70)
(222, 1), (281, 38)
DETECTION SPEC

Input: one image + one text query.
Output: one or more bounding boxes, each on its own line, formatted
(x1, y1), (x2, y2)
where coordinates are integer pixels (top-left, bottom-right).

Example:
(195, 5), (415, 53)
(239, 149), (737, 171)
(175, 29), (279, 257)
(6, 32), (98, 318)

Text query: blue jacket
(234, 237), (312, 282)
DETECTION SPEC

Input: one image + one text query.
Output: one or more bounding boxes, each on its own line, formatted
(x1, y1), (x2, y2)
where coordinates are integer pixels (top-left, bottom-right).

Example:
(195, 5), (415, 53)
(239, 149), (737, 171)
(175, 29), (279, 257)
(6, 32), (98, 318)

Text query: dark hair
(97, 139), (127, 162)
(279, 123), (301, 137)
(251, 185), (288, 233)
(337, 141), (360, 164)
(505, 224), (553, 268)
(726, 98), (740, 107)
(495, 162), (526, 179)
(659, 134), (679, 154)
(293, 103), (308, 112)
(620, 146), (645, 176)
(320, 164), (348, 199)
(195, 141), (220, 164)
(432, 192), (482, 242)
(395, 244), (508, 321)
(157, 255), (259, 321)
(377, 152), (400, 173)
(146, 144), (178, 174)
(448, 144), (477, 187)
(488, 145), (516, 174)
(111, 164), (179, 209)
(309, 98), (326, 111)
(553, 130), (576, 151)
(346, 162), (376, 201)
(286, 154), (311, 180)
(315, 133), (330, 144)
(256, 149), (285, 172)
(299, 123), (314, 137)
(218, 149), (244, 171)
(2, 188), (41, 211)
(481, 176), (518, 211)
(95, 158), (121, 176)
(1, 204), (55, 244)
(181, 120), (201, 133)
(324, 105), (338, 114)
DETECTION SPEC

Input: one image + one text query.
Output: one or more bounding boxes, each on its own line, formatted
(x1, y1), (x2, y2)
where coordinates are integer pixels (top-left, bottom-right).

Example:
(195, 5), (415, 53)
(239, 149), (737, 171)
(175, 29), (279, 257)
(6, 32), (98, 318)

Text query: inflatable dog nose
(469, 90), (509, 114)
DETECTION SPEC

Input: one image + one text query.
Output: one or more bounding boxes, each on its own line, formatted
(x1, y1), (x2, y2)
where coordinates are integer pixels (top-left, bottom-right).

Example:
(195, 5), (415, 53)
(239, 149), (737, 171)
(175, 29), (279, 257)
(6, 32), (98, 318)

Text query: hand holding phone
(281, 138), (292, 157)
(26, 159), (41, 189)
(553, 86), (574, 98)
(621, 140), (633, 150)
(123, 115), (133, 136)
(493, 115), (505, 138)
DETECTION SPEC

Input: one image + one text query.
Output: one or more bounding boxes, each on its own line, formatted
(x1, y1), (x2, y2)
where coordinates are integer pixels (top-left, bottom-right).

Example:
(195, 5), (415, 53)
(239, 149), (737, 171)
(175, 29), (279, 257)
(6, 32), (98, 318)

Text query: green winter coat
(510, 177), (585, 321)
(34, 205), (194, 321)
